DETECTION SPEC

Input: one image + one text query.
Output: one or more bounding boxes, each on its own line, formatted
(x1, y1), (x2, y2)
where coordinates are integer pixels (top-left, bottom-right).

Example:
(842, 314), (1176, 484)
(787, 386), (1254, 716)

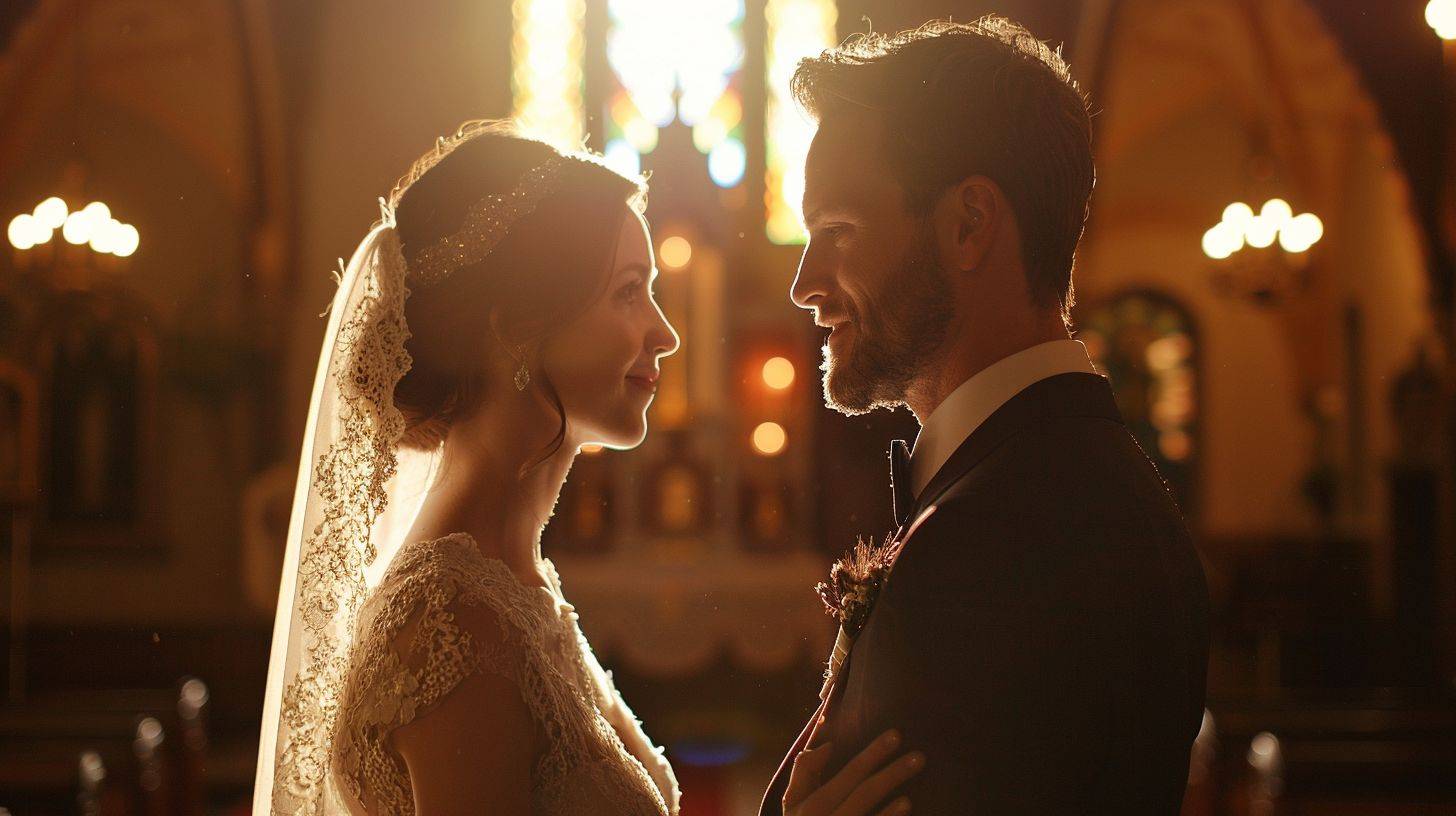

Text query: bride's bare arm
(389, 602), (540, 815)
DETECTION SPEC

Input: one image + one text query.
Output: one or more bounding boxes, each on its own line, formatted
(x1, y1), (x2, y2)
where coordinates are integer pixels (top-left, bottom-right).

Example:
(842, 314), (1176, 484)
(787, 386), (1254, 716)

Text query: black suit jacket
(762, 372), (1209, 815)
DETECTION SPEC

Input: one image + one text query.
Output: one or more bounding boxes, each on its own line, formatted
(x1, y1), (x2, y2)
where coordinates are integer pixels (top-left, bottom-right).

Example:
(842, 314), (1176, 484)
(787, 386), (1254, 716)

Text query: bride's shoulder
(373, 533), (546, 629)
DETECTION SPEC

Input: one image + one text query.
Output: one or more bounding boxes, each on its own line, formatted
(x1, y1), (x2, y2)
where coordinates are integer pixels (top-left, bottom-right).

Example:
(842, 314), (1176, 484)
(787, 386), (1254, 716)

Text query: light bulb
(81, 201), (111, 224)
(1221, 202), (1254, 229)
(62, 211), (94, 244)
(113, 223), (140, 257)
(1202, 223), (1238, 259)
(89, 219), (121, 254)
(1260, 198), (1293, 227)
(33, 196), (69, 229)
(1245, 215), (1278, 249)
(8, 213), (37, 250)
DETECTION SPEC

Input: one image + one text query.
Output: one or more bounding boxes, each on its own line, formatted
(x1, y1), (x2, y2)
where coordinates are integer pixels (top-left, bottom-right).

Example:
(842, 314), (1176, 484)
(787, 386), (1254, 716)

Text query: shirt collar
(910, 339), (1097, 496)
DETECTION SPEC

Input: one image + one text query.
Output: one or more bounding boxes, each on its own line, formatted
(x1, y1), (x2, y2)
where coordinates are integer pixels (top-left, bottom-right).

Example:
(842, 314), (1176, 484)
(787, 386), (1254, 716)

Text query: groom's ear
(934, 176), (1002, 275)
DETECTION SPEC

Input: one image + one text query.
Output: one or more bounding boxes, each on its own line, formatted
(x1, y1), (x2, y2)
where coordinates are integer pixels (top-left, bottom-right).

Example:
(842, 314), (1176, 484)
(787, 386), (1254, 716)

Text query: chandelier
(1201, 198), (1323, 305)
(8, 195), (139, 258)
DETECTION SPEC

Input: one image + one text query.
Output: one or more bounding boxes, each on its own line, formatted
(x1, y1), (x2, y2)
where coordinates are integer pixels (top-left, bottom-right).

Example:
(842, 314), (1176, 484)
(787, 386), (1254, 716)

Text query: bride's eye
(616, 277), (645, 305)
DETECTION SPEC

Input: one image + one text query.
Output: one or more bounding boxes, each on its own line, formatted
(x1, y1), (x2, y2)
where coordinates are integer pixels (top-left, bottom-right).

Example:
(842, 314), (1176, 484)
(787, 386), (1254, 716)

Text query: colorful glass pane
(511, 0), (587, 149)
(765, 0), (837, 243)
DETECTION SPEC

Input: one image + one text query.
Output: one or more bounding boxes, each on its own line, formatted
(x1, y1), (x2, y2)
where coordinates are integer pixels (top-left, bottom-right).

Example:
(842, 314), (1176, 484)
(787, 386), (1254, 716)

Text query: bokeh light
(8, 214), (38, 250)
(761, 357), (795, 390)
(34, 196), (68, 229)
(708, 137), (747, 187)
(1203, 198), (1321, 259)
(751, 421), (787, 455)
(659, 235), (692, 269)
(62, 210), (94, 244)
(1427, 0), (1456, 39)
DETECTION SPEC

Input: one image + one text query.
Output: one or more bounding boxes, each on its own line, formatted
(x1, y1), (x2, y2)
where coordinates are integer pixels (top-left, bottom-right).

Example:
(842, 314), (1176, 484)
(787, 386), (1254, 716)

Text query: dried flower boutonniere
(814, 533), (902, 699)
(815, 533), (902, 639)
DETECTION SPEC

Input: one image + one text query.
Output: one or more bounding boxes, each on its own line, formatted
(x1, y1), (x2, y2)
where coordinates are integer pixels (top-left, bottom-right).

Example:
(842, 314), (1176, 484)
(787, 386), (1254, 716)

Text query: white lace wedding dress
(329, 532), (679, 815)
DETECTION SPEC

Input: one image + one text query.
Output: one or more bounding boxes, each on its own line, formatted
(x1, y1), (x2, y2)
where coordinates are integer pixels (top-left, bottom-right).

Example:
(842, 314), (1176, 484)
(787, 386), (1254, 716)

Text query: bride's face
(540, 210), (679, 449)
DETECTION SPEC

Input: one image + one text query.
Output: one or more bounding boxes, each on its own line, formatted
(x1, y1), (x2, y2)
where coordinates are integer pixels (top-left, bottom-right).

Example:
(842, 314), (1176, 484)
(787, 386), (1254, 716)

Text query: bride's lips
(625, 370), (659, 393)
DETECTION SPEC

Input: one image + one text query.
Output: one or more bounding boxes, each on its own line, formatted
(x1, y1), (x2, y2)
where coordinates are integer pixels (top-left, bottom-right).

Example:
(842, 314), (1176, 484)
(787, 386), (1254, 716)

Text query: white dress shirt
(910, 339), (1098, 496)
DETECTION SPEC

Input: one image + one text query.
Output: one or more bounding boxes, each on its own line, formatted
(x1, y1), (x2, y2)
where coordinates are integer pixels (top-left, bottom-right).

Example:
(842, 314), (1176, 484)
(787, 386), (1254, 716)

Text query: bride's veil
(253, 198), (438, 815)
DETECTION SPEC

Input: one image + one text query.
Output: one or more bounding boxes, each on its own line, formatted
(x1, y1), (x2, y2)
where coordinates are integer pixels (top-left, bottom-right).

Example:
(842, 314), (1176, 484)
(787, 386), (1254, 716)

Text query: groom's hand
(783, 729), (924, 816)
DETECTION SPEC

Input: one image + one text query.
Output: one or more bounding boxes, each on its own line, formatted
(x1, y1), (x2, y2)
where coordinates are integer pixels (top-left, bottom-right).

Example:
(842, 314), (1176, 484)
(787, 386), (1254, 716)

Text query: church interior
(1, 0), (1454, 812)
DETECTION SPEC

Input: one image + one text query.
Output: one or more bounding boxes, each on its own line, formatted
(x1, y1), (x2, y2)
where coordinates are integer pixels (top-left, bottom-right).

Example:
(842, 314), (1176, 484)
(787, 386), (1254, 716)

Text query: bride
(253, 120), (921, 816)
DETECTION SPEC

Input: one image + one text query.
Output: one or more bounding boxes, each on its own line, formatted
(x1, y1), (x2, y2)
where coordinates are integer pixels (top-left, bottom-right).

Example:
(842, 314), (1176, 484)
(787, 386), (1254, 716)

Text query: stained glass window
(1080, 292), (1199, 512)
(511, 0), (587, 149)
(764, 0), (837, 243)
(601, 0), (746, 184)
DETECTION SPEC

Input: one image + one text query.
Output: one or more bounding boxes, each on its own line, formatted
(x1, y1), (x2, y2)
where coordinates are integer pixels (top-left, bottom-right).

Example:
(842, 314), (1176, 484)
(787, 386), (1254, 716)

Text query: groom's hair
(792, 16), (1093, 324)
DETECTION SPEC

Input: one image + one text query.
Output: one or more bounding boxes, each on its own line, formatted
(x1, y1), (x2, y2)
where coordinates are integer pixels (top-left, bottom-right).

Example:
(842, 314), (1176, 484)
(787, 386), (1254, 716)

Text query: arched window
(1079, 292), (1200, 515)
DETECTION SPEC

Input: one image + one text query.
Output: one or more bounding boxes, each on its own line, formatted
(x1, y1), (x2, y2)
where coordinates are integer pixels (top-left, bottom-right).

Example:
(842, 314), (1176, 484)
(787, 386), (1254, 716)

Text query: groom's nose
(791, 243), (832, 310)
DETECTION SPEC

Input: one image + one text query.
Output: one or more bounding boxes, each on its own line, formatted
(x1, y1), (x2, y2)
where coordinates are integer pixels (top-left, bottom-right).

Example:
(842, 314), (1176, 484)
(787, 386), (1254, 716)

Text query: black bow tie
(889, 439), (913, 528)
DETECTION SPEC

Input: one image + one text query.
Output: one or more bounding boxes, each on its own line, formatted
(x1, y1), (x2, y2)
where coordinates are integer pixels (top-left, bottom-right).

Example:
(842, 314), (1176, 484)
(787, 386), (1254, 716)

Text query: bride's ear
(487, 310), (521, 364)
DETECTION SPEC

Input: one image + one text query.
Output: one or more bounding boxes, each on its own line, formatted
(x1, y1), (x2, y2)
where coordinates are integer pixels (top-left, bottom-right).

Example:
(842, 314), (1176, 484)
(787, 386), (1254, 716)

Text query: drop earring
(513, 347), (531, 391)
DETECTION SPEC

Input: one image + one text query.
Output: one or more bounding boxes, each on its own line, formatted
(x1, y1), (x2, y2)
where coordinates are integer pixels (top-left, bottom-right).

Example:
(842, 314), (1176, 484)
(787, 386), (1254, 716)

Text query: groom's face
(791, 117), (953, 416)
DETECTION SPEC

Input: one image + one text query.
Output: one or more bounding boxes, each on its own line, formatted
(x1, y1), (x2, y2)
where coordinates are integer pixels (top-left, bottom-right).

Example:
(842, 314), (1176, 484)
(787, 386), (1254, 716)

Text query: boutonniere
(815, 534), (902, 639)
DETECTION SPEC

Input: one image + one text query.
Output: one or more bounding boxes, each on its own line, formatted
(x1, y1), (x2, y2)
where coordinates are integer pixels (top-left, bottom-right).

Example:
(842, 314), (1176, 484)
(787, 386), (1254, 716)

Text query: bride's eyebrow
(615, 262), (651, 280)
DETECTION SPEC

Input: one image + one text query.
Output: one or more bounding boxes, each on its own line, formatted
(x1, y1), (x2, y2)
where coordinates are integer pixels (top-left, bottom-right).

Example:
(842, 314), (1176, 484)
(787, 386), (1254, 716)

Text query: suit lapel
(910, 371), (1122, 518)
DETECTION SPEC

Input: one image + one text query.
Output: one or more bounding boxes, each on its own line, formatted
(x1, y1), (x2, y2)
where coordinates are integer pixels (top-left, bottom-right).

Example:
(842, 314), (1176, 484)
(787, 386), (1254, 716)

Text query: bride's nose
(648, 306), (680, 359)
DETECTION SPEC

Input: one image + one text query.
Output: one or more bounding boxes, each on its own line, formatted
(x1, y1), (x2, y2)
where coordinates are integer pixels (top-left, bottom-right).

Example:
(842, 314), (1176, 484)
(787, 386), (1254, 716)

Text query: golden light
(1244, 215), (1278, 249)
(579, 443), (604, 454)
(765, 0), (837, 243)
(1203, 198), (1321, 259)
(11, 196), (136, 256)
(62, 210), (93, 244)
(89, 219), (121, 254)
(1428, 0), (1456, 39)
(33, 196), (68, 229)
(1201, 223), (1240, 260)
(1278, 213), (1323, 254)
(761, 356), (795, 390)
(751, 421), (787, 456)
(8, 214), (38, 250)
(1221, 201), (1254, 230)
(511, 0), (586, 148)
(659, 235), (692, 269)
(113, 223), (140, 257)
(1259, 198), (1292, 226)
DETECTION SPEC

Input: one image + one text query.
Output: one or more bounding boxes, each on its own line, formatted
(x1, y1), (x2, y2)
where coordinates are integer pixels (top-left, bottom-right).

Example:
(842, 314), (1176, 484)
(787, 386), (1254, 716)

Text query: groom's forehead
(804, 119), (900, 212)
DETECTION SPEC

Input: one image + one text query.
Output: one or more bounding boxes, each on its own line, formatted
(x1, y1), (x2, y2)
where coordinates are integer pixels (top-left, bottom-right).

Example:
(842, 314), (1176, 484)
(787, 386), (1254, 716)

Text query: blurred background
(2, 0), (1455, 813)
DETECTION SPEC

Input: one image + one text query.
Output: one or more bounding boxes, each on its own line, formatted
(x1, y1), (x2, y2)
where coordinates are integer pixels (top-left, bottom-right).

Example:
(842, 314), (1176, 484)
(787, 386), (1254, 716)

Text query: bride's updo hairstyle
(388, 120), (647, 456)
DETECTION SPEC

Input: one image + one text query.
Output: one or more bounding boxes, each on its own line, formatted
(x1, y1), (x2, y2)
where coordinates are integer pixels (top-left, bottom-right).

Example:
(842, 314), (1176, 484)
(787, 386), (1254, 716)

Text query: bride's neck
(406, 401), (575, 580)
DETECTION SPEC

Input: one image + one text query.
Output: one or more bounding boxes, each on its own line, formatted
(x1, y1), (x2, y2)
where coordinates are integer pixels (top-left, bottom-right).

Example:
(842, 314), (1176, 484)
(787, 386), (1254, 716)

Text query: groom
(763, 18), (1210, 815)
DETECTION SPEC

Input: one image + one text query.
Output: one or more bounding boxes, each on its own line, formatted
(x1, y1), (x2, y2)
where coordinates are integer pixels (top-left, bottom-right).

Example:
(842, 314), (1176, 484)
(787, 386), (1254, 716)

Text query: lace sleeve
(331, 541), (538, 816)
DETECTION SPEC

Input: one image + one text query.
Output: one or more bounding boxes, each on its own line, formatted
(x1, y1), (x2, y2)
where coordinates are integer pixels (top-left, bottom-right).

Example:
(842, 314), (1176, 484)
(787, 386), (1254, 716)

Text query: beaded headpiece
(408, 155), (569, 286)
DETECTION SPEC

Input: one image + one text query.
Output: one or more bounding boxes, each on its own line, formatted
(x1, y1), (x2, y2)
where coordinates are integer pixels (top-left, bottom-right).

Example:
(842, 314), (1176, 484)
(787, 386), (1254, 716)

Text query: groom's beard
(821, 234), (953, 416)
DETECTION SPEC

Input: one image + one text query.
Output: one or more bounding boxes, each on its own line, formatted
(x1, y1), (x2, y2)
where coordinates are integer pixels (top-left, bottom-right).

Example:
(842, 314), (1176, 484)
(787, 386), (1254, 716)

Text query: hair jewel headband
(408, 155), (569, 286)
